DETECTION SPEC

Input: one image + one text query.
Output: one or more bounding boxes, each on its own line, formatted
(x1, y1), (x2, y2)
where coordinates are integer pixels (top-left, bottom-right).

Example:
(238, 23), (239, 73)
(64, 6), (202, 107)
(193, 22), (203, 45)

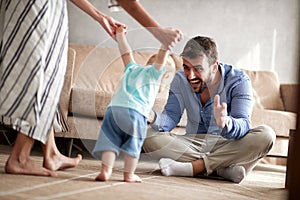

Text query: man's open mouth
(189, 79), (201, 86)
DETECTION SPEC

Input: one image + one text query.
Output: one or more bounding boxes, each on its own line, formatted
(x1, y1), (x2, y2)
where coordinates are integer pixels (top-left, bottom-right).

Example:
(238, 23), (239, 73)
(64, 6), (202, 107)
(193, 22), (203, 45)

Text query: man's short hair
(181, 36), (218, 65)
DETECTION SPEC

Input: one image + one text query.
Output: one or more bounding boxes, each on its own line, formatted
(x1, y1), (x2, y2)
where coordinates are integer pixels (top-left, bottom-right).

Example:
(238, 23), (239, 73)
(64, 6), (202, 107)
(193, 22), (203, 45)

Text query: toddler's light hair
(146, 54), (177, 93)
(146, 54), (176, 73)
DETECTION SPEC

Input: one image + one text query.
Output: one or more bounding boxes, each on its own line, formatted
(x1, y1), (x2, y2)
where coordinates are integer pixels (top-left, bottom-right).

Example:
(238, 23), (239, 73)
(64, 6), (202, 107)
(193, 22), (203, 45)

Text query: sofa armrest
(280, 84), (299, 113)
(251, 108), (297, 137)
(59, 48), (76, 119)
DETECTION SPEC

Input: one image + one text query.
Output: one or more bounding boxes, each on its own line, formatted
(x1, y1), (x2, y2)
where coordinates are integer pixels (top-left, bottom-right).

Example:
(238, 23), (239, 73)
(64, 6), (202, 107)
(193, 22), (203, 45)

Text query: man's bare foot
(43, 153), (82, 171)
(95, 165), (112, 181)
(124, 172), (142, 183)
(5, 156), (56, 177)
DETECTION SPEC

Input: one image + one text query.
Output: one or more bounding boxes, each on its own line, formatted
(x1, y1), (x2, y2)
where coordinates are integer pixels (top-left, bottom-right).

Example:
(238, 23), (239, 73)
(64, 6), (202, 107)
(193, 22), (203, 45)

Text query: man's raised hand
(213, 95), (229, 128)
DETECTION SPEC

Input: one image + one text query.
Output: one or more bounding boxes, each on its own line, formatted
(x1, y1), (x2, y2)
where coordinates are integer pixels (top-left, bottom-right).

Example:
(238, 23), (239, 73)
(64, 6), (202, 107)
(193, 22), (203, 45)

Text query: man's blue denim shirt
(151, 63), (253, 139)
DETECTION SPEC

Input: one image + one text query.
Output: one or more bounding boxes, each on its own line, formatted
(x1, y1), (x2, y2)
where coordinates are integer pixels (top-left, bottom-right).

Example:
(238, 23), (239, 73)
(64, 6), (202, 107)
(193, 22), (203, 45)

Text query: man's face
(182, 55), (213, 93)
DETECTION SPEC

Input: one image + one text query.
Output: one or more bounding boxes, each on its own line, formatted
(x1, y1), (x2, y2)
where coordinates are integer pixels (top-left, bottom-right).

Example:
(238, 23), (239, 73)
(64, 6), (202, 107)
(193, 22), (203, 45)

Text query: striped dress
(0, 0), (68, 143)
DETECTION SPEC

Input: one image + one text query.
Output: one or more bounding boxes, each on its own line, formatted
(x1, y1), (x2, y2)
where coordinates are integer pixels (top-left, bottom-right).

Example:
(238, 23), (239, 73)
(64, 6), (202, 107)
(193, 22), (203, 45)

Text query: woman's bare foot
(95, 164), (112, 181)
(5, 132), (56, 176)
(124, 172), (142, 183)
(5, 156), (56, 177)
(43, 153), (82, 171)
(42, 128), (82, 171)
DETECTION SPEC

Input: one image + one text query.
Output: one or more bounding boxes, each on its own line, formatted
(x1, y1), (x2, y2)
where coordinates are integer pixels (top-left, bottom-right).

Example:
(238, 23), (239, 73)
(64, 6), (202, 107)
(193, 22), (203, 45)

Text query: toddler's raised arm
(115, 26), (135, 67)
(154, 45), (170, 71)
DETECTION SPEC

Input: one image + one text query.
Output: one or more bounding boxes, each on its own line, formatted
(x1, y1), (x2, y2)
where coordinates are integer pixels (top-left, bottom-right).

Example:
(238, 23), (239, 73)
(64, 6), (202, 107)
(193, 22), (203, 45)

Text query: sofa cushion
(243, 70), (285, 111)
(69, 44), (97, 82)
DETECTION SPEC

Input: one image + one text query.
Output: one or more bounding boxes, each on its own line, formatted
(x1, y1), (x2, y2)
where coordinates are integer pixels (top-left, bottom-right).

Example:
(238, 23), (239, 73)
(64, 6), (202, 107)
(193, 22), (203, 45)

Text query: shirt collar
(216, 63), (225, 95)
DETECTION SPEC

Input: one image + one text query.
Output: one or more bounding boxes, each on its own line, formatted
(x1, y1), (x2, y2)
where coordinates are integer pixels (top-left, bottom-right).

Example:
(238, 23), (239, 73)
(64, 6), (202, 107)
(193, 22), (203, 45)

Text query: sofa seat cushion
(70, 87), (113, 117)
(251, 108), (297, 137)
(69, 84), (170, 118)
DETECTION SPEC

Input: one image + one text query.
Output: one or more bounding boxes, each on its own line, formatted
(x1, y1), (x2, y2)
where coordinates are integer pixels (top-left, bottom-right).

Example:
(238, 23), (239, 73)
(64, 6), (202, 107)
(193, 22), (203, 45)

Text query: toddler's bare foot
(95, 172), (111, 181)
(124, 172), (142, 183)
(5, 156), (56, 177)
(43, 153), (82, 171)
(95, 165), (112, 181)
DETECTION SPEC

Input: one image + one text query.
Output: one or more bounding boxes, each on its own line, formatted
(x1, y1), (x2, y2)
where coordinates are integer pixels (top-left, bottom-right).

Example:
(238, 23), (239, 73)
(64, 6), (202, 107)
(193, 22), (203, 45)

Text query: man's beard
(187, 77), (207, 94)
(197, 73), (213, 94)
(197, 82), (207, 94)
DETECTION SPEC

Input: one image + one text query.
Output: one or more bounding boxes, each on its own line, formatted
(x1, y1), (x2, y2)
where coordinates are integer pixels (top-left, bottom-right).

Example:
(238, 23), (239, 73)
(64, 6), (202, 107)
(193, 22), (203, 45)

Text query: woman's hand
(98, 15), (126, 38)
(150, 27), (182, 50)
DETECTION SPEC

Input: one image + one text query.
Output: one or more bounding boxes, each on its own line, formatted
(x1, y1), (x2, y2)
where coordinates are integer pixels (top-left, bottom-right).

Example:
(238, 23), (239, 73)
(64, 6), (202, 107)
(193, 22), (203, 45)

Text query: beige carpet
(0, 144), (288, 200)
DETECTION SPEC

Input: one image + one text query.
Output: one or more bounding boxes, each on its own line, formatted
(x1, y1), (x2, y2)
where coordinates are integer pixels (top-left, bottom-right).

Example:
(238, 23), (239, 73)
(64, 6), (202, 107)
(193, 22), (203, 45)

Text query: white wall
(67, 0), (300, 83)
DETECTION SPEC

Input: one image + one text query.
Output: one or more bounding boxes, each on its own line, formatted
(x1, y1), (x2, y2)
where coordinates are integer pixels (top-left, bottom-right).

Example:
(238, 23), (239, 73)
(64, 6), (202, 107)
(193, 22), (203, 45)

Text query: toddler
(92, 26), (176, 182)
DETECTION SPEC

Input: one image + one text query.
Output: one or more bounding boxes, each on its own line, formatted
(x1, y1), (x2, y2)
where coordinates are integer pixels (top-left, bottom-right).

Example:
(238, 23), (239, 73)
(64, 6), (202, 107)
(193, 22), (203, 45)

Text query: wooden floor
(0, 144), (288, 200)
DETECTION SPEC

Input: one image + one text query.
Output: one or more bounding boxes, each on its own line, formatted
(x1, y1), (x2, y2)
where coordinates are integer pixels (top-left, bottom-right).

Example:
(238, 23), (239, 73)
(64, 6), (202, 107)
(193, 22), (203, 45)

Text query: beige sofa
(56, 44), (298, 159)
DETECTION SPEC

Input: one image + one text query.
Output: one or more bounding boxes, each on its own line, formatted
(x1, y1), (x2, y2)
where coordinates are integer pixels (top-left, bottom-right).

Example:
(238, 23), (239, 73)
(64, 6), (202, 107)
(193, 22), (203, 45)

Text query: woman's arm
(70, 0), (125, 37)
(117, 0), (182, 50)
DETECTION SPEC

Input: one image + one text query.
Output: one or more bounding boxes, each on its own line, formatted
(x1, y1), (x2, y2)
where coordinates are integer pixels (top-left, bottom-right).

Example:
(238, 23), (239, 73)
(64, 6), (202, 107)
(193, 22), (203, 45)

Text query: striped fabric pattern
(0, 0), (68, 143)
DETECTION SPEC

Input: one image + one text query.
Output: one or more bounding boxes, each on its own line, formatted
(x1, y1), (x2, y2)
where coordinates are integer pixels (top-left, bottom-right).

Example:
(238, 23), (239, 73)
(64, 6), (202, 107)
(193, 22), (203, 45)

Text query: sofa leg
(65, 138), (73, 157)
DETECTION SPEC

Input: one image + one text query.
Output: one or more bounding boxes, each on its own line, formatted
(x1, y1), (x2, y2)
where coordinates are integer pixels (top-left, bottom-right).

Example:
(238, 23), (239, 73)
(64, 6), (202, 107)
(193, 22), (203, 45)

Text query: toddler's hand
(116, 25), (126, 34)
